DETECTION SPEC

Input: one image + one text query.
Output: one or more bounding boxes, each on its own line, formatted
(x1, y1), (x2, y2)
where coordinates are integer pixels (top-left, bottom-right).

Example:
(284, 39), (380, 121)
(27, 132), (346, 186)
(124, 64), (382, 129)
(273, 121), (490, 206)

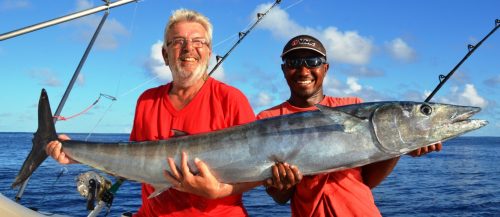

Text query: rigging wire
(53, 93), (116, 121)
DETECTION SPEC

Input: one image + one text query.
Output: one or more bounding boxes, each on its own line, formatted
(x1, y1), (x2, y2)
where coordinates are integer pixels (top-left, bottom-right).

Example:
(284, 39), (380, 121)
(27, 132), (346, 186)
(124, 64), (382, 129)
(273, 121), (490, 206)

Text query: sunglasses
(283, 56), (327, 68)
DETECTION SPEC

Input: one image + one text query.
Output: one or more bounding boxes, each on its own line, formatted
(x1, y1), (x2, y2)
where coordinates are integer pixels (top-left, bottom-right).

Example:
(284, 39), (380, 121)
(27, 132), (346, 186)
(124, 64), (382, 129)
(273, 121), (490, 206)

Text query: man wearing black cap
(257, 35), (441, 216)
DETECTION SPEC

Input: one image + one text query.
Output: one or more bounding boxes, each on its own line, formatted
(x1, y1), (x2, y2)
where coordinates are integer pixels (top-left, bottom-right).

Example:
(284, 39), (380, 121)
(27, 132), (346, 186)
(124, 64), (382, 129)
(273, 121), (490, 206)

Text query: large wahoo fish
(13, 89), (487, 197)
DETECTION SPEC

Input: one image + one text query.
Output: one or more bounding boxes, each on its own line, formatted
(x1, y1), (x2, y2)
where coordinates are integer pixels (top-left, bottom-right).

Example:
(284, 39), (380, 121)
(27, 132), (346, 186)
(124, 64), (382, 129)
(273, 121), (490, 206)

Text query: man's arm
(362, 157), (400, 189)
(362, 143), (443, 189)
(163, 152), (261, 199)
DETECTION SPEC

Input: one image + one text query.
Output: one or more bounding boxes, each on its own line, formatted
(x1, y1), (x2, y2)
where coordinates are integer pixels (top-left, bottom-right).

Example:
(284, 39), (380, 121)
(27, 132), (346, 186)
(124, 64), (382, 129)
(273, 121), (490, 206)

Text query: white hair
(164, 9), (213, 47)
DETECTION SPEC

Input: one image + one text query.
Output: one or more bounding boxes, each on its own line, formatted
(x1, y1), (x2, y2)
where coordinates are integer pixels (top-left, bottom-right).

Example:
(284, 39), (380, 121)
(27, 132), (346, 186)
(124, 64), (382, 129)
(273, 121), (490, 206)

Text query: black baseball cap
(281, 35), (327, 58)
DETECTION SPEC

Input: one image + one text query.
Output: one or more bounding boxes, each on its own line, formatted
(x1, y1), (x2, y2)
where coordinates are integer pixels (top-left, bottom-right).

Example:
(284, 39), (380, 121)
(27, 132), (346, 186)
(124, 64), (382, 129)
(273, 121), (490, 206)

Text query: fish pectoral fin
(171, 129), (189, 137)
(147, 185), (171, 199)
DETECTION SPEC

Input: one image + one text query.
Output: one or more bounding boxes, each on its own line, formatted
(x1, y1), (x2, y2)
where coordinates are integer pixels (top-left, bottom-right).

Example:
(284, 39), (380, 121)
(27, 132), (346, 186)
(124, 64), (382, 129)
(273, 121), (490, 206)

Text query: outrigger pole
(425, 19), (500, 102)
(0, 0), (137, 41)
(14, 0), (135, 203)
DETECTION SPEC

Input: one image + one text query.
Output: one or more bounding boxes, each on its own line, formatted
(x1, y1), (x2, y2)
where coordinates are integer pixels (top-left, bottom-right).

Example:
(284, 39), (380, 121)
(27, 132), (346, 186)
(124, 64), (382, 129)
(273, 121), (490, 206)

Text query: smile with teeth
(182, 57), (197, 62)
(296, 80), (313, 85)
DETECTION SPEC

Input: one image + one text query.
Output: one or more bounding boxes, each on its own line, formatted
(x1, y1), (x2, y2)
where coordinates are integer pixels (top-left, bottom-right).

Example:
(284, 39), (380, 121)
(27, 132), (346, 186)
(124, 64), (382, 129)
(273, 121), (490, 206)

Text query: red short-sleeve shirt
(257, 96), (382, 217)
(131, 78), (255, 217)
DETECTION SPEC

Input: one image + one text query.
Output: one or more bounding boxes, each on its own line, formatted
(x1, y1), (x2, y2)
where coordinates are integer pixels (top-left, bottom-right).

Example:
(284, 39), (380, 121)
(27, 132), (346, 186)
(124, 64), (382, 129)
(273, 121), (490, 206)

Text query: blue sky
(0, 0), (499, 136)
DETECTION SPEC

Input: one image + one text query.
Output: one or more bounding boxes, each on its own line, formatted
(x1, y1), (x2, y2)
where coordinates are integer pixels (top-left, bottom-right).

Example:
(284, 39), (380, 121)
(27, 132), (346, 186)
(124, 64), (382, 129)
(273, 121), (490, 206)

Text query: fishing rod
(425, 19), (500, 102)
(15, 10), (110, 203)
(0, 0), (137, 41)
(208, 0), (282, 76)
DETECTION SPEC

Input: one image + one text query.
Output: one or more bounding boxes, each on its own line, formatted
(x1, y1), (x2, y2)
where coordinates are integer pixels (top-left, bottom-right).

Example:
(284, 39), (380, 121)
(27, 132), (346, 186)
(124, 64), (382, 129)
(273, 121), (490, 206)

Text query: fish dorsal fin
(316, 103), (373, 120)
(315, 104), (367, 131)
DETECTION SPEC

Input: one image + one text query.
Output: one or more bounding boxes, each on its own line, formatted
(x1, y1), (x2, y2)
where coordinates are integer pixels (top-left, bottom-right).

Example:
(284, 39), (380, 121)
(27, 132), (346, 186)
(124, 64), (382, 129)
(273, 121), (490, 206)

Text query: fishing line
(37, 167), (69, 208)
(83, 0), (143, 140)
(282, 0), (304, 10)
(84, 101), (116, 140)
(127, 0), (140, 34)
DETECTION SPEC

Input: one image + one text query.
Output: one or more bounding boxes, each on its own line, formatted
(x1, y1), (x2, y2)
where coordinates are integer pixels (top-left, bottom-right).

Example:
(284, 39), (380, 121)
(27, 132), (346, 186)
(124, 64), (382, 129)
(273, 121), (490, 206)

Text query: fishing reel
(76, 171), (112, 211)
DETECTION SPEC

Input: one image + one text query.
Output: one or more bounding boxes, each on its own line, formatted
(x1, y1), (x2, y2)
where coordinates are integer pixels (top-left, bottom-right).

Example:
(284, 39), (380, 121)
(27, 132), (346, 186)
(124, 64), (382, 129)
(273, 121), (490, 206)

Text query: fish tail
(12, 89), (58, 188)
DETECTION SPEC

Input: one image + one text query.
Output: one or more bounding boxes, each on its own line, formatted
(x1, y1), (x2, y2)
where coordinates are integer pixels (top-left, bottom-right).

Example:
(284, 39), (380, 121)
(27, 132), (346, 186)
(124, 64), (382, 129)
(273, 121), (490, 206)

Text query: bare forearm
(362, 157), (400, 189)
(216, 181), (262, 198)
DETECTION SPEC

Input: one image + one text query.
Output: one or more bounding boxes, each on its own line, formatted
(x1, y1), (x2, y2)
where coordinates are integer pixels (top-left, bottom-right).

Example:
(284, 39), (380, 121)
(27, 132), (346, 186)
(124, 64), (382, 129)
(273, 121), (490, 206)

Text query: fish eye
(420, 104), (432, 116)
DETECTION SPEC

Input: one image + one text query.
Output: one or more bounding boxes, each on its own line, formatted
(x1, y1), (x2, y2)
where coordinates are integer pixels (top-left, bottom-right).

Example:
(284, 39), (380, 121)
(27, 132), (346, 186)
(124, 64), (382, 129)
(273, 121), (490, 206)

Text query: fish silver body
(13, 89), (488, 197)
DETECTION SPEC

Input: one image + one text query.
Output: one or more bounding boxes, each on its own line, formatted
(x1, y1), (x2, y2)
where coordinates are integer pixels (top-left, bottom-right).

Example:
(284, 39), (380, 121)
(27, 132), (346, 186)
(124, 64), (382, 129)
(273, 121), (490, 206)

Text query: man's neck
(169, 77), (208, 110)
(288, 93), (325, 108)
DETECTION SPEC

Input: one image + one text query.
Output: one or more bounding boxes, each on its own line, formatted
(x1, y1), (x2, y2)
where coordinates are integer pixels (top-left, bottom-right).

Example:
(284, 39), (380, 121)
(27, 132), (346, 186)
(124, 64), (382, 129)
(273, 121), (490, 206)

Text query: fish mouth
(450, 106), (487, 129)
(450, 106), (481, 123)
(440, 106), (488, 140)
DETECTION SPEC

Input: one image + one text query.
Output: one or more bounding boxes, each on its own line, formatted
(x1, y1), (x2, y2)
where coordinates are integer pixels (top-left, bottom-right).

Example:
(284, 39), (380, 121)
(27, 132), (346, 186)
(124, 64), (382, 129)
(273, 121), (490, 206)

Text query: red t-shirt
(257, 96), (382, 217)
(131, 78), (255, 217)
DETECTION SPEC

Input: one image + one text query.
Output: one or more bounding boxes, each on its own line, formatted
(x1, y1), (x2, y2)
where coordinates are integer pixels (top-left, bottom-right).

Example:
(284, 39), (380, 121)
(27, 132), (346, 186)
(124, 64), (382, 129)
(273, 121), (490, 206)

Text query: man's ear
(324, 63), (329, 73)
(162, 46), (169, 66)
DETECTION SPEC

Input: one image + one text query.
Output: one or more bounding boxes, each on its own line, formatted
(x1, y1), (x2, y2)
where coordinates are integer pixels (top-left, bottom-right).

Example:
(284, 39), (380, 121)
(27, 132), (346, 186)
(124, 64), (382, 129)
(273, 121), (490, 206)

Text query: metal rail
(0, 0), (137, 41)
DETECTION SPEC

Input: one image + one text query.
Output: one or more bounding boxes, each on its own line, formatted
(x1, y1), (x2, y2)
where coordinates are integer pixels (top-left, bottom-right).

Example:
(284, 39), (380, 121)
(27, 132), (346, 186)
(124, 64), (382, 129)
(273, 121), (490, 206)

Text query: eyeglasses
(166, 38), (209, 48)
(283, 57), (327, 68)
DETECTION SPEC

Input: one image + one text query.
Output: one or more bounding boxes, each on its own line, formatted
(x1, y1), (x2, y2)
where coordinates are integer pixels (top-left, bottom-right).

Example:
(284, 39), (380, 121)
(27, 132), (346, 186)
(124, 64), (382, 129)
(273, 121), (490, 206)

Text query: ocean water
(0, 132), (499, 217)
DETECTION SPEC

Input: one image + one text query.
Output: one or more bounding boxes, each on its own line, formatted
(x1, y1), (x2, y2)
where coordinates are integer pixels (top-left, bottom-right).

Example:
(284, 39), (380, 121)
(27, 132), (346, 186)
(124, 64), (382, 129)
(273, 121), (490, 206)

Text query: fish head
(371, 102), (488, 154)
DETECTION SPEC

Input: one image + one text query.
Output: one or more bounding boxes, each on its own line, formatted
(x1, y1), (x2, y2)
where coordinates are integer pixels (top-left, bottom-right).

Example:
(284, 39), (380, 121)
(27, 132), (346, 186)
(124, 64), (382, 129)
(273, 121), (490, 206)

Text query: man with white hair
(46, 9), (260, 217)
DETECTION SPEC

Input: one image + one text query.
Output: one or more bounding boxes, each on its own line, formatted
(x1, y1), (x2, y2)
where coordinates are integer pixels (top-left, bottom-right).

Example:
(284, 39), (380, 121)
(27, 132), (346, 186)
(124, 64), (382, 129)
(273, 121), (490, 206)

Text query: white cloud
(460, 84), (487, 108)
(323, 75), (388, 101)
(256, 92), (273, 107)
(0, 0), (30, 11)
(324, 76), (362, 96)
(386, 38), (416, 62)
(439, 84), (488, 108)
(323, 27), (373, 65)
(145, 41), (171, 81)
(346, 77), (362, 94)
(29, 68), (61, 87)
(145, 41), (225, 82)
(254, 3), (373, 65)
(67, 0), (129, 50)
(76, 0), (92, 9)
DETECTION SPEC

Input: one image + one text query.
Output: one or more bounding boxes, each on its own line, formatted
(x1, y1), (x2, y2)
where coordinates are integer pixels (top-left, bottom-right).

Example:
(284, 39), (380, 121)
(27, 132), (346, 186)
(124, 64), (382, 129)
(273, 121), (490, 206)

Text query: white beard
(170, 59), (208, 88)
